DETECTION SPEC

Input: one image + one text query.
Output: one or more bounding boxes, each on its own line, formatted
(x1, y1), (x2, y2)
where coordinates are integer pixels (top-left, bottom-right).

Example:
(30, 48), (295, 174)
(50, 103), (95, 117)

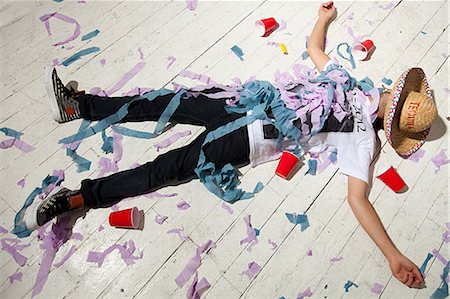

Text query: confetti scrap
(268, 239), (278, 250)
(240, 215), (258, 252)
(307, 249), (313, 256)
(431, 149), (450, 173)
(344, 280), (358, 292)
(408, 148), (425, 162)
(99, 58), (106, 66)
(177, 200), (191, 210)
(381, 77), (393, 86)
(420, 31), (427, 35)
(370, 282), (384, 294)
(17, 179), (25, 189)
(0, 226), (8, 234)
(52, 58), (60, 66)
(347, 12), (354, 20)
(87, 239), (142, 267)
(221, 202), (233, 214)
(330, 256), (343, 263)
(155, 215), (168, 224)
(137, 47), (144, 60)
(61, 47), (100, 67)
(98, 225), (105, 232)
(186, 0), (198, 11)
(97, 157), (118, 178)
(240, 261), (261, 280)
(378, 2), (395, 10)
(8, 272), (23, 284)
(166, 56), (176, 69)
(81, 29), (100, 41)
(167, 227), (187, 240)
(175, 240), (216, 287)
(285, 212), (310, 231)
(297, 287), (313, 299)
(231, 45), (244, 61)
(53, 244), (77, 268)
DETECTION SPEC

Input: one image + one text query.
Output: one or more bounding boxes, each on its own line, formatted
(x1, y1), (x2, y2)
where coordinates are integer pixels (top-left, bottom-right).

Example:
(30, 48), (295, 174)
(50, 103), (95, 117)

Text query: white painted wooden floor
(0, 1), (449, 298)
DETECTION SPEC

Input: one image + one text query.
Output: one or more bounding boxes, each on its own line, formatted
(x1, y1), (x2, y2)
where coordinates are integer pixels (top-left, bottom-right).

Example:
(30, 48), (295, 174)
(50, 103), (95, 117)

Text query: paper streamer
(154, 130), (191, 151)
(103, 61), (146, 96)
(175, 240), (216, 287)
(177, 200), (191, 210)
(221, 202), (233, 215)
(240, 261), (261, 280)
(186, 0), (198, 11)
(39, 12), (81, 46)
(0, 238), (30, 266)
(155, 215), (168, 224)
(0, 226), (8, 234)
(431, 149), (450, 173)
(8, 272), (23, 284)
(167, 56), (176, 69)
(87, 240), (142, 267)
(285, 213), (310, 231)
(432, 249), (448, 266)
(297, 287), (313, 299)
(81, 29), (100, 41)
(379, 2), (395, 10)
(186, 271), (210, 299)
(0, 127), (23, 139)
(62, 47), (100, 66)
(419, 252), (433, 274)
(344, 280), (358, 292)
(431, 261), (450, 299)
(53, 244), (77, 268)
(370, 282), (384, 294)
(231, 45), (244, 61)
(240, 215), (258, 251)
(167, 227), (187, 240)
(0, 138), (35, 153)
(330, 256), (343, 263)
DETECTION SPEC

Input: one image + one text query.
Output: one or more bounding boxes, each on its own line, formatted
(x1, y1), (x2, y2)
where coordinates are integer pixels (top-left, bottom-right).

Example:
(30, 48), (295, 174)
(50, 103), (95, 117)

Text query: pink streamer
(297, 287), (313, 299)
(167, 227), (187, 240)
(39, 12), (81, 47)
(0, 226), (8, 234)
(330, 256), (343, 263)
(0, 238), (30, 266)
(175, 240), (216, 287)
(240, 215), (258, 250)
(187, 271), (210, 299)
(370, 282), (384, 294)
(431, 248), (448, 266)
(155, 215), (168, 224)
(17, 178), (25, 188)
(167, 56), (176, 69)
(0, 138), (35, 153)
(87, 240), (142, 267)
(407, 148), (425, 162)
(104, 61), (146, 96)
(186, 0), (198, 11)
(53, 244), (77, 268)
(240, 261), (261, 280)
(97, 157), (118, 178)
(113, 130), (123, 164)
(431, 149), (450, 173)
(221, 202), (233, 215)
(177, 200), (191, 210)
(121, 87), (154, 96)
(8, 271), (23, 284)
(154, 130), (191, 151)
(268, 239), (278, 250)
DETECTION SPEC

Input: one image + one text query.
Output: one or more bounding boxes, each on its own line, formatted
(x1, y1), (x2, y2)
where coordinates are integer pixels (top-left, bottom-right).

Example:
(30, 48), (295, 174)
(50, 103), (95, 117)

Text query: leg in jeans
(80, 113), (250, 208)
(77, 88), (229, 126)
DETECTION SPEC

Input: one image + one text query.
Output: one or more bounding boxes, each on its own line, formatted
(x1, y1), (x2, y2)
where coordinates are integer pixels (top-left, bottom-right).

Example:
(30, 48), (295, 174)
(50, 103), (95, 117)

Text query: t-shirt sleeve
(336, 140), (375, 183)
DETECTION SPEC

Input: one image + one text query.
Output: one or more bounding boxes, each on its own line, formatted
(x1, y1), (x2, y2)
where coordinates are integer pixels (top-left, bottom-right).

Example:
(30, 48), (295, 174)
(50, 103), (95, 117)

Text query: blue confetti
(101, 130), (114, 154)
(419, 252), (433, 274)
(344, 280), (358, 292)
(254, 228), (260, 236)
(306, 159), (317, 175)
(431, 261), (450, 299)
(231, 45), (244, 61)
(420, 31), (427, 35)
(301, 51), (309, 60)
(285, 213), (310, 231)
(81, 29), (100, 41)
(381, 77), (393, 86)
(329, 151), (337, 163)
(66, 148), (91, 172)
(0, 127), (23, 139)
(62, 47), (100, 66)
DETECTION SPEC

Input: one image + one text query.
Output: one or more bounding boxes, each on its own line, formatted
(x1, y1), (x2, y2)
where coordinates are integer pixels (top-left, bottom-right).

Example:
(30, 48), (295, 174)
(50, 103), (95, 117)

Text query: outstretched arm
(307, 1), (337, 72)
(347, 176), (425, 289)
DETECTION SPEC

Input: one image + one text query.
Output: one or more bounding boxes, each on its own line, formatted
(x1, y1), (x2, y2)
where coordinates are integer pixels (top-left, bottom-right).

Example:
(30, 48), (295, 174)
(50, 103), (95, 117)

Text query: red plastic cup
(109, 207), (140, 229)
(352, 39), (375, 61)
(276, 151), (300, 179)
(376, 165), (407, 193)
(255, 18), (278, 37)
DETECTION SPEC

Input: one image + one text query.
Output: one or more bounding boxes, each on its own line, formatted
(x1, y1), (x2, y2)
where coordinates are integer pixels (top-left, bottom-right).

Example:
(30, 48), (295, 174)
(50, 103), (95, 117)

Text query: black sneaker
(44, 66), (81, 123)
(24, 187), (76, 229)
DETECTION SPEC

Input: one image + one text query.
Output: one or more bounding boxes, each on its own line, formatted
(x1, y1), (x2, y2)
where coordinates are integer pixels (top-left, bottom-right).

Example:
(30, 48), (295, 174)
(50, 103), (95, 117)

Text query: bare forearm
(348, 195), (401, 262)
(308, 18), (330, 51)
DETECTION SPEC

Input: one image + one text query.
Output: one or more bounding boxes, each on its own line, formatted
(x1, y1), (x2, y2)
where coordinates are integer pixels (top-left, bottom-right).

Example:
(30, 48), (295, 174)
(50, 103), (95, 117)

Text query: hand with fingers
(389, 254), (426, 289)
(319, 1), (337, 23)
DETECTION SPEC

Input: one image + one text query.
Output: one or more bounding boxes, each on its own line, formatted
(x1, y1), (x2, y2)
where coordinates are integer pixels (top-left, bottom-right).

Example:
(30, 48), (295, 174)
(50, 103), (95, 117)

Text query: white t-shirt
(247, 61), (376, 183)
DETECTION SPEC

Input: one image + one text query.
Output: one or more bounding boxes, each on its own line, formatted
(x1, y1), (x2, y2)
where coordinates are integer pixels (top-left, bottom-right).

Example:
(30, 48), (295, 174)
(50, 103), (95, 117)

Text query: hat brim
(383, 68), (433, 158)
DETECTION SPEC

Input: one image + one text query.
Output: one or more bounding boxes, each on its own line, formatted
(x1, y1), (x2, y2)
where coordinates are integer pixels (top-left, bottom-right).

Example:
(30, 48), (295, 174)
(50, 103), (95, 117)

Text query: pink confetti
(221, 202), (233, 215)
(297, 287), (313, 299)
(330, 256), (343, 263)
(98, 225), (105, 232)
(379, 2), (395, 10)
(155, 215), (168, 224)
(99, 58), (106, 66)
(187, 271), (210, 299)
(97, 157), (118, 178)
(240, 261), (261, 280)
(78, 0), (86, 3)
(175, 240), (216, 287)
(52, 58), (60, 66)
(186, 0), (198, 11)
(39, 12), (81, 47)
(154, 130), (191, 151)
(240, 215), (258, 251)
(370, 282), (384, 294)
(408, 148), (425, 162)
(365, 19), (375, 26)
(138, 47), (144, 60)
(87, 240), (142, 267)
(177, 200), (191, 210)
(8, 272), (23, 284)
(17, 178), (25, 188)
(166, 55), (176, 69)
(431, 149), (450, 173)
(347, 12), (354, 20)
(267, 41), (280, 47)
(167, 227), (187, 240)
(444, 88), (450, 95)
(0, 238), (30, 266)
(111, 204), (119, 211)
(307, 249), (313, 256)
(268, 239), (278, 250)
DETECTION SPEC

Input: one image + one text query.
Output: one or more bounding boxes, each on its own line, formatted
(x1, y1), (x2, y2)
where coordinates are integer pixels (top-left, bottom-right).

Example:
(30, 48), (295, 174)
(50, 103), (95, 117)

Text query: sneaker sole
(44, 65), (64, 123)
(23, 186), (64, 230)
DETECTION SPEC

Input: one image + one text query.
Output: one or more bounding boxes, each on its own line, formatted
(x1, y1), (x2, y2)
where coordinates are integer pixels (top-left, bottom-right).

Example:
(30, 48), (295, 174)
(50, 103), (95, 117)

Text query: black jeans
(77, 90), (250, 208)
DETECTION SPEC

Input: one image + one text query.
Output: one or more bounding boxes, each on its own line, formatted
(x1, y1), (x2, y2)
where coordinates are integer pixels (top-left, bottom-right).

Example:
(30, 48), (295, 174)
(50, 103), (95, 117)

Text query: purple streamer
(8, 271), (23, 283)
(297, 287), (313, 299)
(0, 238), (30, 266)
(370, 282), (384, 294)
(177, 200), (191, 210)
(154, 130), (191, 151)
(111, 204), (119, 211)
(167, 56), (176, 69)
(155, 215), (168, 224)
(167, 227), (187, 240)
(138, 47), (144, 60)
(39, 12), (81, 47)
(240, 261), (261, 280)
(379, 2), (395, 10)
(175, 240), (216, 287)
(240, 215), (258, 250)
(97, 157), (118, 178)
(432, 249), (448, 266)
(0, 226), (8, 234)
(431, 149), (450, 173)
(53, 244), (76, 268)
(186, 0), (198, 11)
(104, 61), (146, 96)
(121, 87), (154, 96)
(187, 271), (210, 299)
(268, 239), (278, 250)
(87, 240), (142, 267)
(112, 129), (123, 163)
(330, 256), (343, 263)
(17, 178), (25, 188)
(408, 148), (425, 162)
(221, 202), (233, 215)
(0, 138), (35, 153)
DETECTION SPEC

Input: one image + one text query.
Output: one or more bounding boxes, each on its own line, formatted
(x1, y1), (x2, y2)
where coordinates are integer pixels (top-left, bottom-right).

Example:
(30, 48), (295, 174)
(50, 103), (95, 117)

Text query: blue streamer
(419, 252), (433, 274)
(358, 77), (375, 92)
(111, 125), (155, 139)
(101, 130), (114, 154)
(307, 159), (317, 175)
(67, 148), (91, 172)
(231, 45), (244, 61)
(81, 29), (100, 41)
(381, 77), (393, 86)
(336, 42), (356, 69)
(344, 280), (358, 292)
(0, 127), (23, 139)
(62, 47), (100, 67)
(431, 261), (450, 299)
(285, 213), (310, 231)
(12, 174), (64, 238)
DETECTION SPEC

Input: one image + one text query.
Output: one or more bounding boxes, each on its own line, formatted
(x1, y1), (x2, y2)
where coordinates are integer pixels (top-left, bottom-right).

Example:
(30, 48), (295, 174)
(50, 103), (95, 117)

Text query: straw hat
(383, 67), (437, 158)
